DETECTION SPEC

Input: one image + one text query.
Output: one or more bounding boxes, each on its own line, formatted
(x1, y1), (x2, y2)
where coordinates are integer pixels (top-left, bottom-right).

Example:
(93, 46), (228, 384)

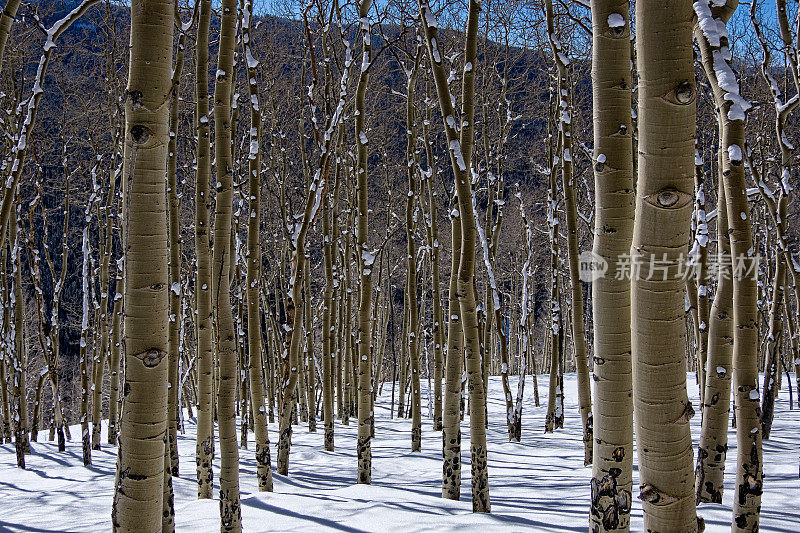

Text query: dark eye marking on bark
(133, 348), (166, 368)
(130, 125), (151, 145)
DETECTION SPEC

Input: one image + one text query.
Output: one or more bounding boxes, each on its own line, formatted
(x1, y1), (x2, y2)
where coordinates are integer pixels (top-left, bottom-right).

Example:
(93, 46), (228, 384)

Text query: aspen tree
(277, 30), (352, 473)
(545, 160), (564, 433)
(194, 0), (215, 499)
(0, 239), (10, 446)
(696, 2), (763, 528)
(544, 0), (592, 464)
(588, 1), (634, 529)
(692, 156), (710, 403)
(0, 0), (101, 253)
(632, 1), (698, 530)
(91, 74), (124, 450)
(242, 0), (273, 493)
(397, 294), (407, 419)
(696, 171), (732, 504)
(419, 0), (490, 512)
(475, 180), (513, 439)
(343, 198), (355, 425)
(211, 0), (242, 525)
(11, 204), (27, 466)
(164, 7), (192, 475)
(26, 187), (50, 446)
(420, 107), (444, 432)
(90, 165), (116, 450)
(110, 0), (174, 527)
(403, 44), (423, 452)
(355, 0), (375, 482)
(108, 249), (123, 445)
(322, 167), (336, 451)
(303, 259), (316, 433)
(512, 187), (534, 440)
(79, 197), (93, 467)
(52, 171), (73, 448)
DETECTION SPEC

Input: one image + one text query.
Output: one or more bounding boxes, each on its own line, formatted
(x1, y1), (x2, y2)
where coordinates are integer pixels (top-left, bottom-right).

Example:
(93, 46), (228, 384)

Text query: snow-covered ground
(1, 373), (798, 532)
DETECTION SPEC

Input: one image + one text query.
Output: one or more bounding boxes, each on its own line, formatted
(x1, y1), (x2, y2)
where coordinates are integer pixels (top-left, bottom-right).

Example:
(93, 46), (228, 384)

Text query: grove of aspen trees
(0, 0), (799, 531)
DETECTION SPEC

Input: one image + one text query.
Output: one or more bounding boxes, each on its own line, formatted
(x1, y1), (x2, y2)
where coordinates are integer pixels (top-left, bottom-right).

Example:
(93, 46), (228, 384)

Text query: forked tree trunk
(696, 2), (763, 529)
(420, 0), (490, 512)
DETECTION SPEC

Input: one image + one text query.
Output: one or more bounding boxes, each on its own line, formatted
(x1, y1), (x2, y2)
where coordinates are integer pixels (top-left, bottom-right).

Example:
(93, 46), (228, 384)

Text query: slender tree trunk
(304, 259), (316, 433)
(164, 20), (189, 478)
(442, 195), (463, 499)
(242, 0), (273, 493)
(696, 169), (733, 504)
(79, 215), (92, 467)
(545, 161), (563, 433)
(421, 117), (444, 433)
(692, 158), (710, 405)
(322, 183), (336, 451)
(212, 0), (242, 526)
(355, 0), (375, 482)
(194, 0), (215, 500)
(588, 1), (634, 529)
(11, 206), (28, 465)
(108, 262), (123, 445)
(544, 0), (592, 464)
(403, 47), (422, 453)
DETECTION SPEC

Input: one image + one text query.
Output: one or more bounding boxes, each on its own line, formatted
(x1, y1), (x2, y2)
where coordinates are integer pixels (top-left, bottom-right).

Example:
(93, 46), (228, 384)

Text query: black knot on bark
(130, 125), (151, 145)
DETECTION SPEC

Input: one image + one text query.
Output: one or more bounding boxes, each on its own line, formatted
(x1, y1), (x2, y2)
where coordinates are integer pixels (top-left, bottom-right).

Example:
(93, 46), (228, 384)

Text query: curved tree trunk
(420, 0), (490, 512)
(696, 2), (763, 528)
(696, 169), (732, 504)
